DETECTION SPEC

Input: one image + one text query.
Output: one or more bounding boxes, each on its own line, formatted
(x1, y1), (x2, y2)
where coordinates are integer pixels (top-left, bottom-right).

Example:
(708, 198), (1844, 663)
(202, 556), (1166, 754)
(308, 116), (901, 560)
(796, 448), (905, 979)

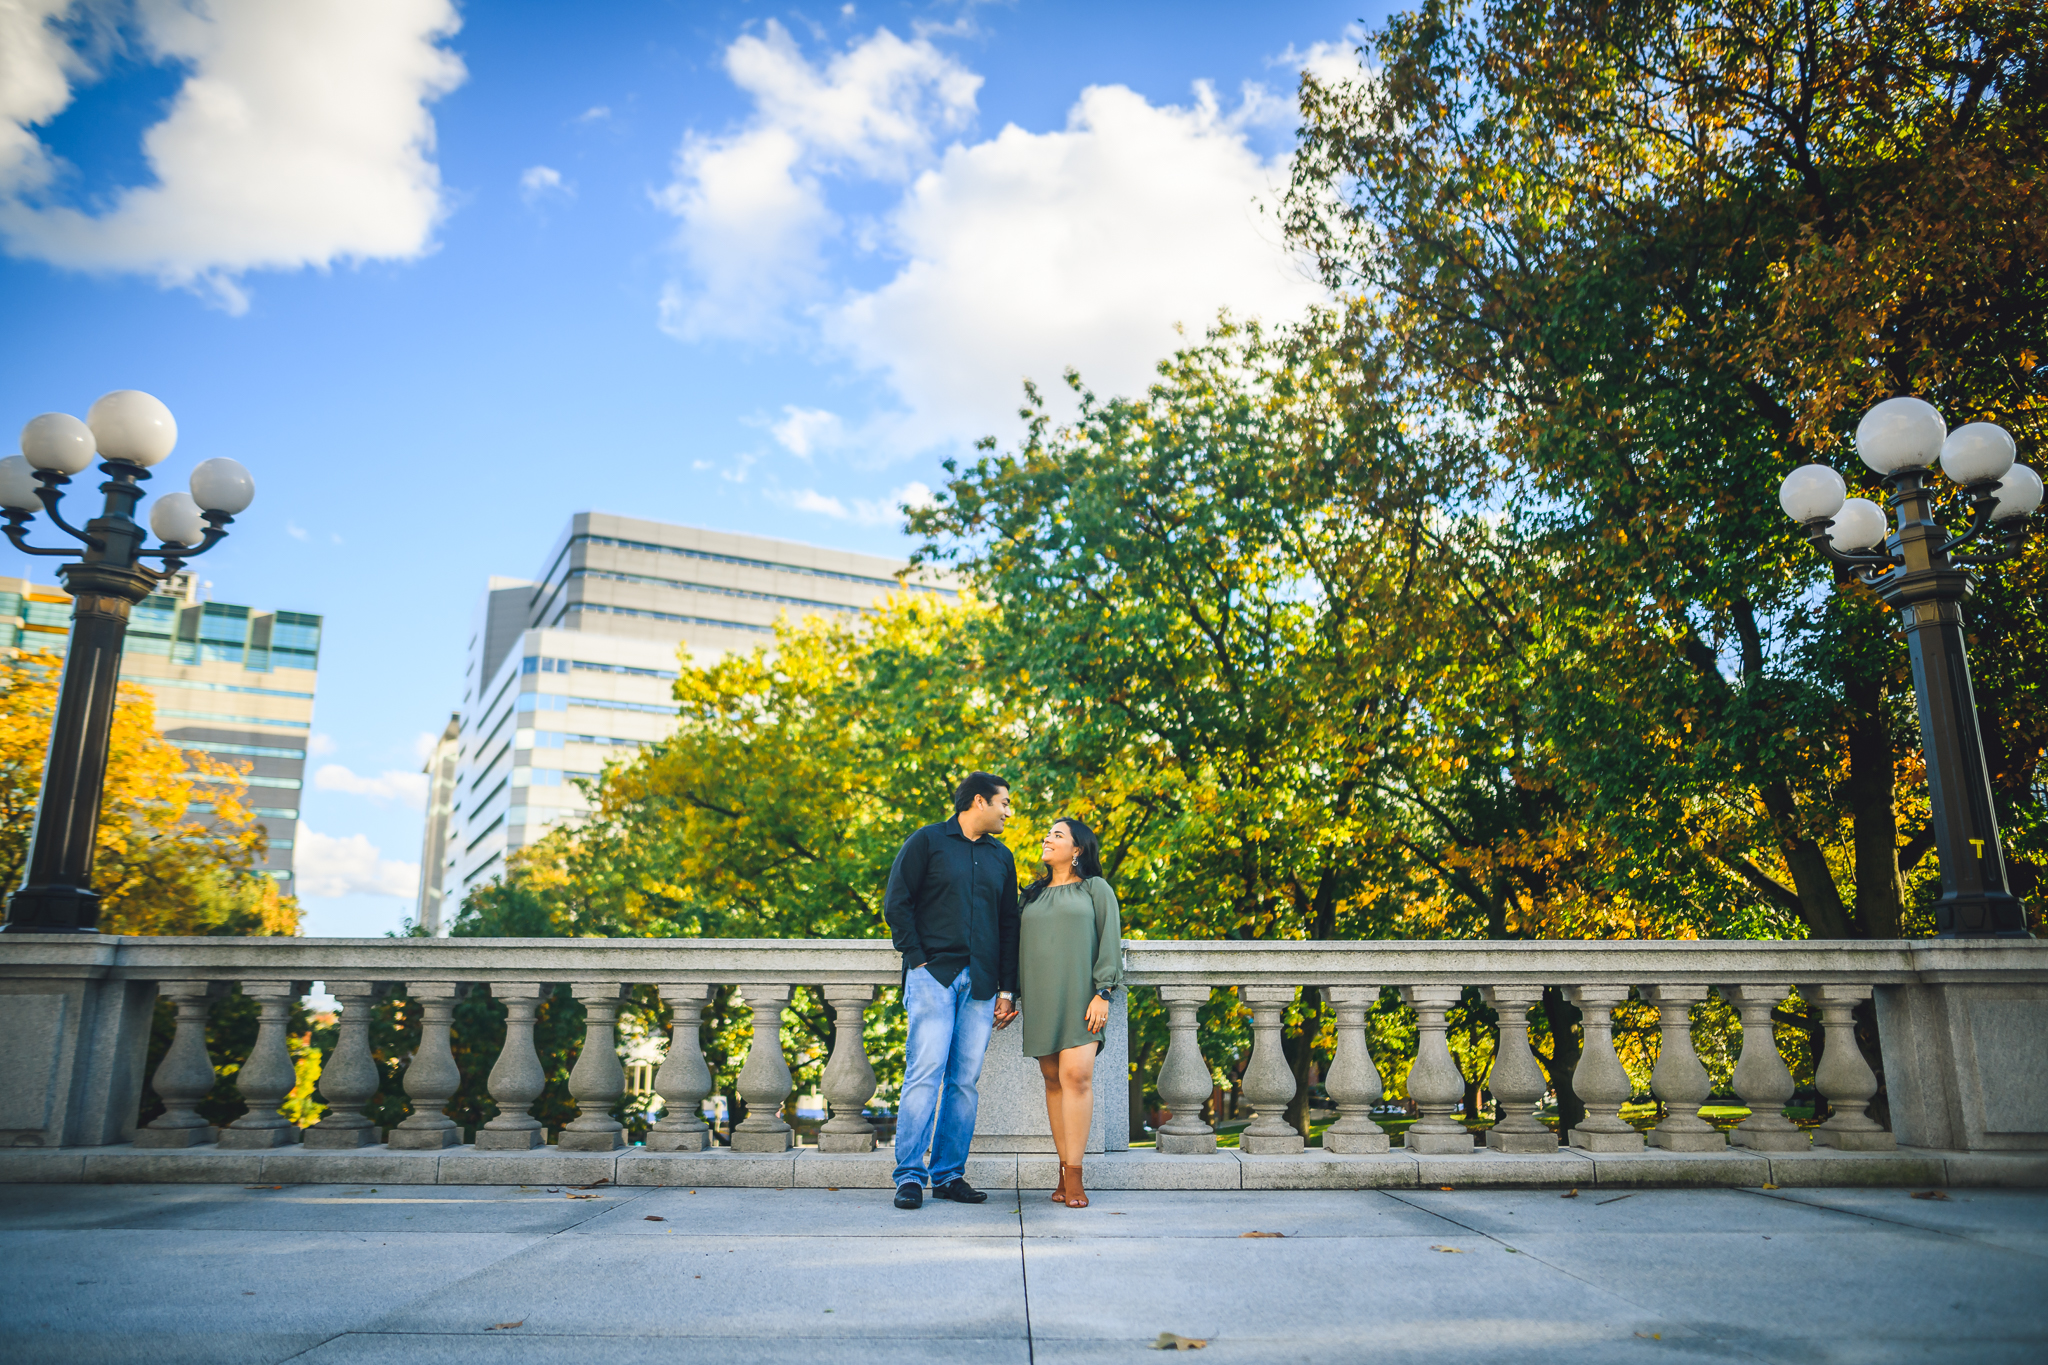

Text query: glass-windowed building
(0, 571), (319, 889)
(419, 513), (953, 933)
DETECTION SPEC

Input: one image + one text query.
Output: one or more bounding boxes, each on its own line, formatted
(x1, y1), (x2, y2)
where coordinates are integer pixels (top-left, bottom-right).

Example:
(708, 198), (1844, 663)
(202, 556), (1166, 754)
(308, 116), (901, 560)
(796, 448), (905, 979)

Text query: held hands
(1085, 995), (1109, 1035)
(993, 996), (1018, 1029)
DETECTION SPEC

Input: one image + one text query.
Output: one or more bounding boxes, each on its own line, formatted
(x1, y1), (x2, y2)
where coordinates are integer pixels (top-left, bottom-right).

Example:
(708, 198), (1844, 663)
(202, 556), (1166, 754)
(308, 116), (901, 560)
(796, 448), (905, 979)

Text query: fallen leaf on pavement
(1635, 1332), (1663, 1340)
(1430, 1245), (1464, 1253)
(566, 1194), (603, 1200)
(243, 1185), (283, 1191)
(1239, 1231), (1284, 1238)
(1760, 1183), (1779, 1190)
(574, 1178), (612, 1189)
(1911, 1190), (1950, 1201)
(487, 1321), (524, 1331)
(644, 1215), (667, 1222)
(1561, 1189), (1579, 1199)
(825, 1187), (839, 1192)
(1152, 1333), (1208, 1350)
(1439, 1185), (1455, 1191)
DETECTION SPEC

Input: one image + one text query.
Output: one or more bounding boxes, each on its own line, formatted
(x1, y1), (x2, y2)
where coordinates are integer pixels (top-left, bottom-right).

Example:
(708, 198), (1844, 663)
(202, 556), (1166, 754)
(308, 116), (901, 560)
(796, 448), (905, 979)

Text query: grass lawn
(1128, 1101), (1822, 1149)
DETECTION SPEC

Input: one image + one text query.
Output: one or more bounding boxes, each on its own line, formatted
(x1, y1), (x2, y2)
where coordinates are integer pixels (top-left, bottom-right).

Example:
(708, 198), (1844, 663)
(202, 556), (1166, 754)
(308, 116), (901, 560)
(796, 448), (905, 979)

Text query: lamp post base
(1934, 891), (2030, 938)
(2, 886), (102, 933)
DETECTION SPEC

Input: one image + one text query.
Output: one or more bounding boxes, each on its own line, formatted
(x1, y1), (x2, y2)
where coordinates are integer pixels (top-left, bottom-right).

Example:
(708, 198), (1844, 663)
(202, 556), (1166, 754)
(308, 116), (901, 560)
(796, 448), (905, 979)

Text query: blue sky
(1, 0), (1387, 936)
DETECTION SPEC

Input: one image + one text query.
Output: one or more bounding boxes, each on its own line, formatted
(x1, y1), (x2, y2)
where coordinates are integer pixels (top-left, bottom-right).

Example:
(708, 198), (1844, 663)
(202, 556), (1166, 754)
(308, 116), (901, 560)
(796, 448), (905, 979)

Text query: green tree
(1285, 0), (2048, 937)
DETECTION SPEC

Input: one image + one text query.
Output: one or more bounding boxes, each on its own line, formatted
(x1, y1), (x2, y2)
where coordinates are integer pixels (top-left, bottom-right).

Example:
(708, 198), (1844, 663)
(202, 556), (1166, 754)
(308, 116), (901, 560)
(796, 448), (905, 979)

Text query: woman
(1018, 816), (1122, 1209)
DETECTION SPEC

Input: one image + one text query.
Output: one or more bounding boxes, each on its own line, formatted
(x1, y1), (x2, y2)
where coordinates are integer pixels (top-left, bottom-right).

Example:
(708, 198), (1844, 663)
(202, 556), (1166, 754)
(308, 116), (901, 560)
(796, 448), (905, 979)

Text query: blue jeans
(893, 966), (995, 1188)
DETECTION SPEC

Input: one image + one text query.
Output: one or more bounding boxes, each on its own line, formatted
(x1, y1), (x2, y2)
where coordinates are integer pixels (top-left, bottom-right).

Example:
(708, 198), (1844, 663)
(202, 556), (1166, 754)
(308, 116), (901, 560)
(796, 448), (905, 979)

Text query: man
(881, 771), (1021, 1210)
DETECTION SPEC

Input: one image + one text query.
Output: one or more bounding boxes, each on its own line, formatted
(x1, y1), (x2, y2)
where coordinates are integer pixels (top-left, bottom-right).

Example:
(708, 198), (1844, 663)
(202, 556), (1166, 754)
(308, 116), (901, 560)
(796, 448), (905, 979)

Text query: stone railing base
(2, 1143), (2040, 1190)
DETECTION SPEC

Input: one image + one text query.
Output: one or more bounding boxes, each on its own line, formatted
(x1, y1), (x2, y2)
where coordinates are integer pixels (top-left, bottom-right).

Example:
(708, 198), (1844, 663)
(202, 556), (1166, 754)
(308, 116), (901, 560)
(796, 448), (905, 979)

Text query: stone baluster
(1154, 986), (1218, 1155)
(1802, 983), (1896, 1151)
(1322, 986), (1389, 1154)
(1481, 985), (1557, 1153)
(304, 981), (382, 1148)
(646, 982), (713, 1152)
(1725, 984), (1804, 1151)
(389, 982), (461, 1149)
(1401, 986), (1473, 1154)
(1646, 985), (1723, 1150)
(476, 981), (547, 1150)
(219, 981), (300, 1149)
(559, 983), (628, 1150)
(1565, 985), (1644, 1151)
(1237, 985), (1303, 1154)
(136, 981), (219, 1148)
(818, 985), (878, 1153)
(731, 984), (795, 1152)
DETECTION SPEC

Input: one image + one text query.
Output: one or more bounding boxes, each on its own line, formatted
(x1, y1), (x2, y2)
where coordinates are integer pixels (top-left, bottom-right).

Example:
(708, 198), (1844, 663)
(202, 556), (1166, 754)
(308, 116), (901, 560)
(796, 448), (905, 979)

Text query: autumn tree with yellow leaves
(0, 648), (297, 936)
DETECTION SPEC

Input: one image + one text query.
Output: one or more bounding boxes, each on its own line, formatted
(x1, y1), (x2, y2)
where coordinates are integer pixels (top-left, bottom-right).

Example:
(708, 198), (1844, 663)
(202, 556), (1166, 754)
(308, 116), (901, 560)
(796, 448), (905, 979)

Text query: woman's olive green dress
(1019, 876), (1123, 1059)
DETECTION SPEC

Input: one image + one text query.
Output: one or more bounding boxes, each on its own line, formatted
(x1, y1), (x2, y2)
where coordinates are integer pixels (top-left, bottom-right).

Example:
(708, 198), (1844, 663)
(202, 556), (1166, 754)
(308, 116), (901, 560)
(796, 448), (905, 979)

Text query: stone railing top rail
(1, 935), (2041, 987)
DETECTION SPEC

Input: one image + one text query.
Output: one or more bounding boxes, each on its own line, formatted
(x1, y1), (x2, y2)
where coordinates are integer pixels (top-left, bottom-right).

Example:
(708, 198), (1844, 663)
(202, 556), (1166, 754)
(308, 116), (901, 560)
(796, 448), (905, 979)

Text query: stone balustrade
(0, 935), (2043, 1189)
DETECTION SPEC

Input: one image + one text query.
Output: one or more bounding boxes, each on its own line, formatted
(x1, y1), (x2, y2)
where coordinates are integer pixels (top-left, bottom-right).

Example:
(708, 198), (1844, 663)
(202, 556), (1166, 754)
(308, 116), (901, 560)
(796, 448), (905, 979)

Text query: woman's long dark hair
(1023, 816), (1105, 903)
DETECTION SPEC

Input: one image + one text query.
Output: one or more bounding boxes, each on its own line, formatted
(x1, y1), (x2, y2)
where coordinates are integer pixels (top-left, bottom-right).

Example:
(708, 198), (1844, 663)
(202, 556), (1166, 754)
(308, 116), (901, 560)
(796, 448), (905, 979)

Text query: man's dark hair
(953, 771), (1010, 813)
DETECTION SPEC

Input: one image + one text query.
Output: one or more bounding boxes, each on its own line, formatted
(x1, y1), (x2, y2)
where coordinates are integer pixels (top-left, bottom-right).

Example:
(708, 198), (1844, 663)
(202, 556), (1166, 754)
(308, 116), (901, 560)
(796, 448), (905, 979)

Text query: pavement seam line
(1378, 1190), (1772, 1362)
(1735, 1186), (2048, 1255)
(1016, 1187), (1034, 1364)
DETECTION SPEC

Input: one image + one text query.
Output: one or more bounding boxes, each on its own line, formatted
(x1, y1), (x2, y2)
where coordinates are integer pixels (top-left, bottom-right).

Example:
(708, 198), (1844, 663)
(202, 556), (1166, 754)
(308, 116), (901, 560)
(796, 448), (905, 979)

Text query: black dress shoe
(893, 1181), (924, 1210)
(931, 1178), (988, 1204)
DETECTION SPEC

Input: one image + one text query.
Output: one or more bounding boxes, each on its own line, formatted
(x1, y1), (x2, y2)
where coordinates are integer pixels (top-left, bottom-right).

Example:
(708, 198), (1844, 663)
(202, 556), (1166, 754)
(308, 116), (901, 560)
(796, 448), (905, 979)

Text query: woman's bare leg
(1038, 1055), (1069, 1199)
(1057, 1045), (1094, 1205)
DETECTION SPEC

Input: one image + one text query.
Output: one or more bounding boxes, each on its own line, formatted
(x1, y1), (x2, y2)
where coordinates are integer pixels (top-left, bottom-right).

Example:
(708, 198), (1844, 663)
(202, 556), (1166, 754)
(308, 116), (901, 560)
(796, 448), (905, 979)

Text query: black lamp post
(0, 390), (255, 934)
(1778, 398), (2043, 937)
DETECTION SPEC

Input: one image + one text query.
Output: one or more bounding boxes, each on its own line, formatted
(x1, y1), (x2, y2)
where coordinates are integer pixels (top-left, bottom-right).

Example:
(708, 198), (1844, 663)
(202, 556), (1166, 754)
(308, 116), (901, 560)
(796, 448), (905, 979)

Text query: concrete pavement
(1, 1182), (2043, 1362)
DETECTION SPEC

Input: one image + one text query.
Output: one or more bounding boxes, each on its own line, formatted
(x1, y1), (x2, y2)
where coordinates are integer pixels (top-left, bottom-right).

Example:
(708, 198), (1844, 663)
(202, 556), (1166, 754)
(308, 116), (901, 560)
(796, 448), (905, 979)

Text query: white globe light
(1828, 497), (1891, 551)
(1939, 422), (2016, 485)
(85, 390), (177, 467)
(20, 413), (97, 474)
(0, 455), (44, 512)
(150, 491), (207, 547)
(1778, 464), (1847, 523)
(1855, 396), (1945, 475)
(1989, 463), (2043, 522)
(189, 456), (255, 514)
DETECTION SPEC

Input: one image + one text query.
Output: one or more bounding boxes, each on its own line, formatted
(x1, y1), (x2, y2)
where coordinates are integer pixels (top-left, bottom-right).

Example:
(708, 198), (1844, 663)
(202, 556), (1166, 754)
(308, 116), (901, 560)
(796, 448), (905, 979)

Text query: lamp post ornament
(1779, 397), (2043, 938)
(0, 391), (255, 934)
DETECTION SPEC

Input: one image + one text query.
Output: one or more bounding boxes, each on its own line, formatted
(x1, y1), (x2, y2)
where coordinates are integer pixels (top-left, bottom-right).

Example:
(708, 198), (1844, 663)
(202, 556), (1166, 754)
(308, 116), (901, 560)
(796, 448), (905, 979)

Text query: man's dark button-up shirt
(883, 816), (1020, 1000)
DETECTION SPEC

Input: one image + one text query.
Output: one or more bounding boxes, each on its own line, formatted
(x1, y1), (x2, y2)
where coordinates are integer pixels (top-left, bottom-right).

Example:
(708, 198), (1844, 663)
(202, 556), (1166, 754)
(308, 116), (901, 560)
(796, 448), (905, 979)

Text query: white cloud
(519, 164), (572, 204)
(655, 20), (979, 341)
(313, 762), (428, 808)
(285, 521), (309, 541)
(1277, 30), (1371, 91)
(576, 105), (611, 124)
(825, 81), (1327, 451)
(307, 733), (338, 757)
(659, 25), (1331, 457)
(769, 405), (843, 458)
(294, 826), (418, 900)
(773, 479), (933, 527)
(0, 0), (466, 313)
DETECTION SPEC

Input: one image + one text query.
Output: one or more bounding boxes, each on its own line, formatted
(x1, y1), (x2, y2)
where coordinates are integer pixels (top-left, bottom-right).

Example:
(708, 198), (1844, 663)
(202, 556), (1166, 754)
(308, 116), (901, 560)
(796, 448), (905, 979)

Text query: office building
(420, 513), (950, 931)
(0, 571), (320, 888)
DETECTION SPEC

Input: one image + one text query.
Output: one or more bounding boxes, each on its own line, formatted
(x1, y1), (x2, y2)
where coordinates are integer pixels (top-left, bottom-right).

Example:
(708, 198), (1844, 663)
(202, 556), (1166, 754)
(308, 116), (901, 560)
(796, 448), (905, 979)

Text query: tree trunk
(1540, 987), (1584, 1135)
(1845, 670), (1904, 938)
(1284, 988), (1322, 1134)
(1854, 997), (1891, 1132)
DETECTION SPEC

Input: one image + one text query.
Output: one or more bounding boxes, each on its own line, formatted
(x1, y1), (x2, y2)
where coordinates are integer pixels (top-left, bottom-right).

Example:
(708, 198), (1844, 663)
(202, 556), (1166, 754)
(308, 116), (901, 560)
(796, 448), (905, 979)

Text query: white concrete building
(422, 513), (950, 928)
